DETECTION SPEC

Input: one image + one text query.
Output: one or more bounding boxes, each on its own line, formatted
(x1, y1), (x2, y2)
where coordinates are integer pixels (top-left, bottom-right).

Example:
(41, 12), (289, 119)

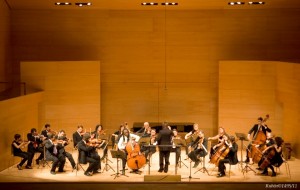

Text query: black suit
(77, 140), (98, 174)
(73, 131), (82, 148)
(44, 139), (66, 172)
(218, 142), (238, 175)
(157, 127), (173, 172)
(41, 130), (49, 139)
(57, 136), (76, 168)
(27, 132), (44, 162)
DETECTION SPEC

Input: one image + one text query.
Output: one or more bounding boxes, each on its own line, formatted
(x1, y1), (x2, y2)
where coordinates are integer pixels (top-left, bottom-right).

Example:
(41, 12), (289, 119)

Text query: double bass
(125, 140), (146, 170)
(249, 114), (269, 163)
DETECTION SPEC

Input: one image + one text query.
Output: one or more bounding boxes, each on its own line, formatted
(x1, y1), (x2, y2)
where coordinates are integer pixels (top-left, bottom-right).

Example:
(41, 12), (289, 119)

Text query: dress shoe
(217, 173), (225, 178)
(158, 169), (163, 172)
(84, 172), (92, 176)
(25, 165), (32, 169)
(58, 170), (66, 173)
(17, 165), (22, 170)
(271, 172), (276, 177)
(164, 170), (168, 173)
(261, 171), (268, 175)
(193, 161), (200, 168)
(50, 171), (56, 175)
(93, 170), (101, 174)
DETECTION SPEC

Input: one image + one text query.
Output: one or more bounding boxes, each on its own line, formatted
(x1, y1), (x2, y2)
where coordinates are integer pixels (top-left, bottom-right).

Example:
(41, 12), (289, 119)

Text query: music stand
(173, 139), (188, 169)
(110, 150), (128, 179)
(143, 145), (156, 175)
(194, 154), (210, 176)
(235, 132), (256, 175)
(101, 135), (115, 173)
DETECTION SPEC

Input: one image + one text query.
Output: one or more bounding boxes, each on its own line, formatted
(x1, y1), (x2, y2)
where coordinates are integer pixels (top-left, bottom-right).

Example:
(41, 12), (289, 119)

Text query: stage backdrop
(219, 61), (300, 157)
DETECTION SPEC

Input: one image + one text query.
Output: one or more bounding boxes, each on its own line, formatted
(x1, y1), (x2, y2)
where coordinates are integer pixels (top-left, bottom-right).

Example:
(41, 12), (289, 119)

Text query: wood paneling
(21, 61), (101, 136)
(219, 61), (300, 157)
(0, 92), (43, 171)
(0, 1), (11, 91)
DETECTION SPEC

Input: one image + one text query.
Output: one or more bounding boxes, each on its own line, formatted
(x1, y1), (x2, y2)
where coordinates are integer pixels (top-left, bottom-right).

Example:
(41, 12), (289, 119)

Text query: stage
(0, 149), (298, 190)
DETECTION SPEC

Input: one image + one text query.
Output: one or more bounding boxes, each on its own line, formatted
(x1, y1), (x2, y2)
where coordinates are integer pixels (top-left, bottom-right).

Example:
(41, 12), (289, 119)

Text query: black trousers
(47, 154), (66, 172)
(14, 152), (33, 167)
(85, 156), (98, 173)
(159, 150), (170, 169)
(218, 158), (230, 174)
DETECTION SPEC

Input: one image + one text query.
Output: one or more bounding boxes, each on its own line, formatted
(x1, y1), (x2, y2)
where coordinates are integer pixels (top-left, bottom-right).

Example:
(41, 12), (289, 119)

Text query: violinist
(88, 133), (102, 173)
(117, 128), (140, 175)
(73, 125), (84, 148)
(56, 130), (76, 170)
(111, 124), (125, 149)
(258, 136), (284, 177)
(171, 129), (182, 166)
(188, 130), (208, 168)
(45, 133), (66, 175)
(41, 123), (51, 139)
(245, 117), (272, 164)
(11, 134), (33, 170)
(184, 123), (199, 159)
(93, 124), (108, 161)
(27, 128), (45, 165)
(217, 135), (238, 177)
(136, 122), (151, 137)
(77, 133), (100, 176)
(208, 127), (228, 159)
(142, 129), (157, 162)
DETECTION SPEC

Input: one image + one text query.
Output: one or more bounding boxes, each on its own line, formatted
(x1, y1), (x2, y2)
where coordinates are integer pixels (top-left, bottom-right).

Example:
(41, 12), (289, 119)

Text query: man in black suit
(44, 133), (66, 175)
(27, 128), (45, 165)
(77, 133), (99, 176)
(41, 123), (51, 139)
(217, 135), (238, 177)
(157, 122), (173, 173)
(73, 125), (84, 148)
(245, 117), (271, 163)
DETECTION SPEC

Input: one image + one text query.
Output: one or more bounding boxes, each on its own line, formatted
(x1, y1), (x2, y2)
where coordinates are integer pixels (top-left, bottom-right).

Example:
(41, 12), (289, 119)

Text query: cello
(125, 139), (146, 170)
(209, 142), (230, 166)
(249, 114), (269, 163)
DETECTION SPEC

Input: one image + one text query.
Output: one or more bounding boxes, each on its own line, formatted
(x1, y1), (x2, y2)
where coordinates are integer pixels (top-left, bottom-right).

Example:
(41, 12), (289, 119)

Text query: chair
(75, 148), (87, 176)
(8, 147), (21, 172)
(37, 146), (51, 169)
(275, 159), (291, 179)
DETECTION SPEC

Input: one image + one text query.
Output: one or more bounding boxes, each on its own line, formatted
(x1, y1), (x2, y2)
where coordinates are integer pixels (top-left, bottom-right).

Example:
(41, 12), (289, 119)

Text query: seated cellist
(217, 135), (238, 177)
(208, 127), (228, 159)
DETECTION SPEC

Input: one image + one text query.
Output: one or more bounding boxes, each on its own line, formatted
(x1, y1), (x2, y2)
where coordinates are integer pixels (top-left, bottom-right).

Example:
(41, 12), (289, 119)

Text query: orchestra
(8, 117), (287, 179)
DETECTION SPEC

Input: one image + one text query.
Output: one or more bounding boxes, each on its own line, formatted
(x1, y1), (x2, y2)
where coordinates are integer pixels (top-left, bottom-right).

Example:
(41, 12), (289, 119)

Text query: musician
(188, 130), (208, 168)
(245, 117), (272, 164)
(117, 128), (140, 175)
(41, 123), (51, 139)
(157, 122), (173, 173)
(259, 136), (284, 177)
(44, 133), (66, 175)
(77, 133), (100, 176)
(73, 125), (84, 148)
(184, 123), (199, 159)
(217, 135), (238, 177)
(27, 128), (45, 165)
(126, 136), (145, 174)
(171, 129), (182, 166)
(208, 127), (228, 159)
(142, 129), (157, 162)
(11, 134), (33, 170)
(93, 124), (108, 161)
(111, 124), (125, 149)
(89, 132), (102, 173)
(56, 130), (76, 170)
(136, 122), (151, 137)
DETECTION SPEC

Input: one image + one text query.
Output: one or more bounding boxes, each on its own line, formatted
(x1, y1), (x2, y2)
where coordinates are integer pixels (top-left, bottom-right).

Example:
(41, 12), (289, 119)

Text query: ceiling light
(141, 2), (158, 5)
(55, 2), (72, 6)
(75, 2), (92, 7)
